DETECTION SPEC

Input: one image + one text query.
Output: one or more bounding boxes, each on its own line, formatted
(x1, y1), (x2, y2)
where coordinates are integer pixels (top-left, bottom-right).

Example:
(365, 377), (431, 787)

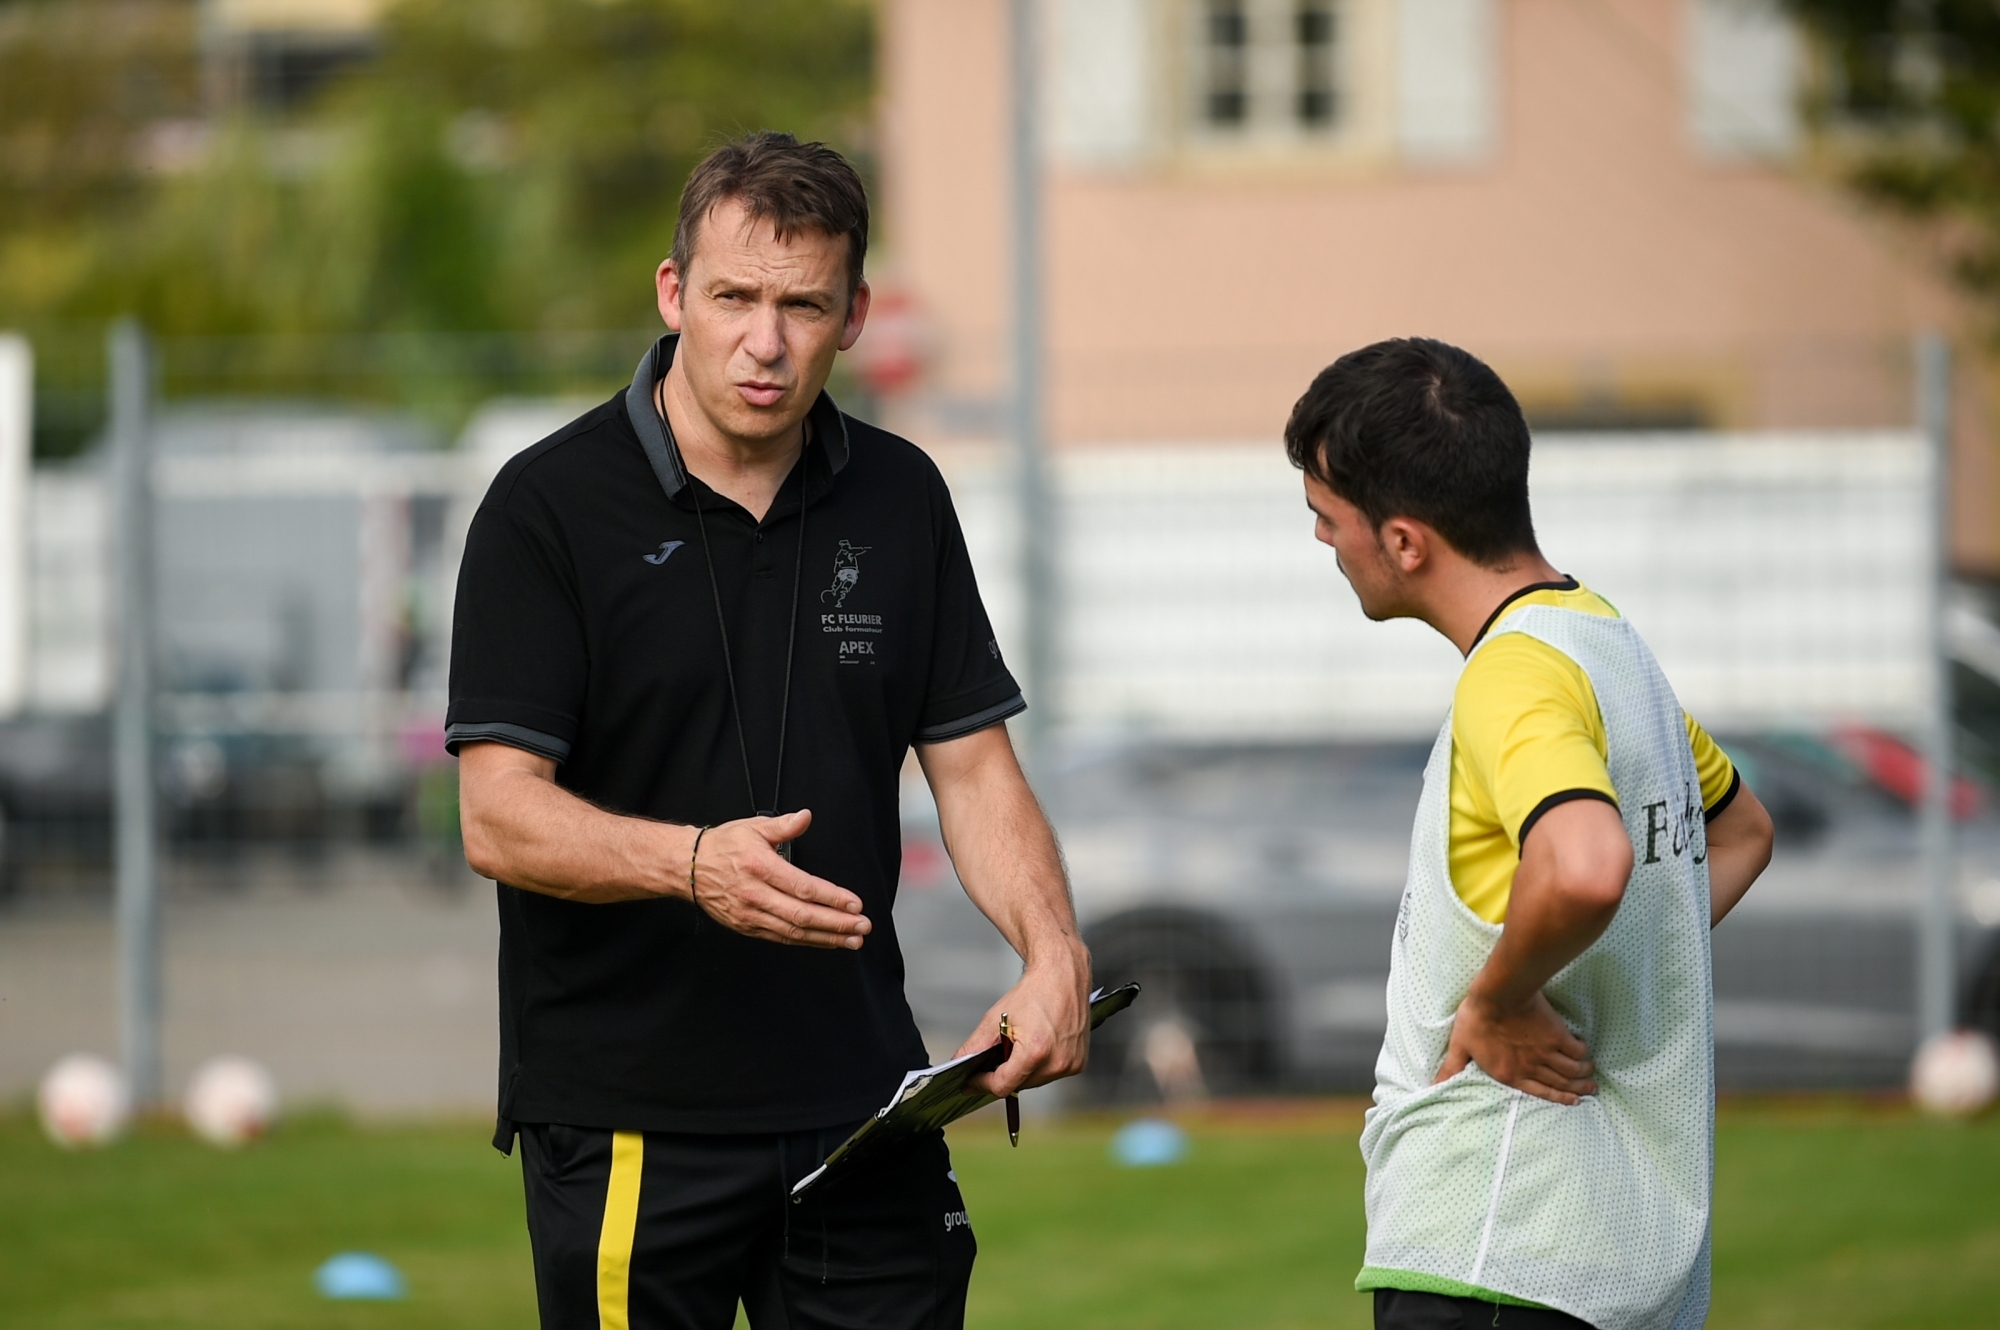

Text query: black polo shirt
(446, 334), (1024, 1136)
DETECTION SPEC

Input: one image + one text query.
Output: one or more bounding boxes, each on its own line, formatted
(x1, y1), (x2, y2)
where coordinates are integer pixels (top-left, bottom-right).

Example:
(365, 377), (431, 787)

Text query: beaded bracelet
(688, 825), (712, 909)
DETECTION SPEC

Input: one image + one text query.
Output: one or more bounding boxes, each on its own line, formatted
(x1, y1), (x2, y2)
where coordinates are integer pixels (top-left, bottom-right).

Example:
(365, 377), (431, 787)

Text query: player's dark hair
(672, 131), (869, 304)
(1284, 338), (1538, 566)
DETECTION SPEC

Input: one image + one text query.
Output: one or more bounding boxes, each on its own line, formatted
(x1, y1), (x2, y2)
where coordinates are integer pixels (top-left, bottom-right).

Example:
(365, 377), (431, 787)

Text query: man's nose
(744, 304), (786, 364)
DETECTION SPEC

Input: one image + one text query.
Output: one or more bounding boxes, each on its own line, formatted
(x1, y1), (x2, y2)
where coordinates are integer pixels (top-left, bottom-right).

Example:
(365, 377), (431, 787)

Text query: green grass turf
(0, 1109), (537, 1330)
(1, 1100), (1997, 1328)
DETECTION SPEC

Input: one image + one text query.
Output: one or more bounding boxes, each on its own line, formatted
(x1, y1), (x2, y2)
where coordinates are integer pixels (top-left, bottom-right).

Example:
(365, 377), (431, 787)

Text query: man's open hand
(1435, 989), (1596, 1105)
(953, 958), (1091, 1099)
(688, 810), (872, 950)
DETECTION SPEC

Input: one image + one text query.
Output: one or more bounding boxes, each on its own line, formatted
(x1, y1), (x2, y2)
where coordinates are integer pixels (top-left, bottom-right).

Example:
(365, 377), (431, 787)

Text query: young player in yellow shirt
(1286, 338), (1775, 1330)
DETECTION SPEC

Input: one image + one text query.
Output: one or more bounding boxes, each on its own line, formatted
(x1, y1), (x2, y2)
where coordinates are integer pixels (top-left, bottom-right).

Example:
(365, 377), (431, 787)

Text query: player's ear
(1378, 517), (1428, 574)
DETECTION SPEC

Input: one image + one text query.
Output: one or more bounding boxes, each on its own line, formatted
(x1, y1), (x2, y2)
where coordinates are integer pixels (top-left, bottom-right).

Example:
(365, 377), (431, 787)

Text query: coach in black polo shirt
(447, 133), (1090, 1330)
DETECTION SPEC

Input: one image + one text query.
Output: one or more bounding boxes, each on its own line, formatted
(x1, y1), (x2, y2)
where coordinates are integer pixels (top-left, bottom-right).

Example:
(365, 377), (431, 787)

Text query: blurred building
(199, 0), (382, 112)
(878, 0), (2000, 575)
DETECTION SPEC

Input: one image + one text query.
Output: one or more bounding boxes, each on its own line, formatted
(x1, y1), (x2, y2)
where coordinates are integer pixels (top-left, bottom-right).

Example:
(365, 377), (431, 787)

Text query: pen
(999, 1014), (1020, 1147)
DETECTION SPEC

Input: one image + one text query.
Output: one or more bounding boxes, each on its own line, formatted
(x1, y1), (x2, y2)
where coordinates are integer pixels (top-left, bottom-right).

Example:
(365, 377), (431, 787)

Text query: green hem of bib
(1355, 1266), (1552, 1310)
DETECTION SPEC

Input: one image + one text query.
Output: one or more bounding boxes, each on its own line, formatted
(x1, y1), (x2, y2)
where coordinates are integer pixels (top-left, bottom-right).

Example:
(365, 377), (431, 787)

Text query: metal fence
(0, 323), (1987, 1114)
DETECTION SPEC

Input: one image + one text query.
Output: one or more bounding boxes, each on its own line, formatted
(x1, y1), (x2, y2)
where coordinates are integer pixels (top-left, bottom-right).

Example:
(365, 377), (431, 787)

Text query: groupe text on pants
(518, 1120), (976, 1330)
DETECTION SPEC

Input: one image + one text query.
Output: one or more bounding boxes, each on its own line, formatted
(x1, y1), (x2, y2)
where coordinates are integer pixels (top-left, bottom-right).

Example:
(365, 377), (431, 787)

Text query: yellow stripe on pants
(597, 1131), (644, 1330)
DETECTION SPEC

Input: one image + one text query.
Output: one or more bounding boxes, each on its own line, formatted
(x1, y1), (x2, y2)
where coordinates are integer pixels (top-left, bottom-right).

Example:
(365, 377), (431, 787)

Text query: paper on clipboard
(789, 982), (1140, 1201)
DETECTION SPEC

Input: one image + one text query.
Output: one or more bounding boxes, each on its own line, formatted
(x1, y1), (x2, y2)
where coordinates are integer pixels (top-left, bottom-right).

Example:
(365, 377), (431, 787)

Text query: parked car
(0, 713), (406, 898)
(894, 732), (2000, 1102)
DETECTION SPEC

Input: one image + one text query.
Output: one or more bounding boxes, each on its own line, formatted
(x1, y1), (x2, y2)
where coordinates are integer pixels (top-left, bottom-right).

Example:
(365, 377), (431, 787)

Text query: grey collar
(623, 333), (850, 501)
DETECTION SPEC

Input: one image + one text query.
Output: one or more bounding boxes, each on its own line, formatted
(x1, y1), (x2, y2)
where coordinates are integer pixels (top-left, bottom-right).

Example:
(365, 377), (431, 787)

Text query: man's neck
(1418, 551), (1568, 657)
(658, 366), (806, 522)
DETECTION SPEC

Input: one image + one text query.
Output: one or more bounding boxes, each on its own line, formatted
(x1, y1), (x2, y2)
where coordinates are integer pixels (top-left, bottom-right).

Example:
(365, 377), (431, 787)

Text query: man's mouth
(737, 381), (787, 408)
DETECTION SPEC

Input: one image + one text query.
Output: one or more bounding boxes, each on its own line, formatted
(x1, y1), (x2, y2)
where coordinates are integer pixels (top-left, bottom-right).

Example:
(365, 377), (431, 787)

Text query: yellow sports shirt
(1450, 580), (1739, 923)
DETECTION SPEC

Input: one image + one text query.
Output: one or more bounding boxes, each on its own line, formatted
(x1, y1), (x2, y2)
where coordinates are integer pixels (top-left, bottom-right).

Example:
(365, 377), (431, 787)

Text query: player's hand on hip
(1434, 989), (1596, 1105)
(688, 810), (871, 949)
(955, 949), (1092, 1098)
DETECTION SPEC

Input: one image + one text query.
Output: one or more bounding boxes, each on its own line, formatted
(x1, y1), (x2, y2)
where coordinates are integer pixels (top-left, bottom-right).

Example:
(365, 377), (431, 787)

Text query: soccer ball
(183, 1055), (278, 1148)
(37, 1054), (130, 1148)
(1910, 1029), (2000, 1117)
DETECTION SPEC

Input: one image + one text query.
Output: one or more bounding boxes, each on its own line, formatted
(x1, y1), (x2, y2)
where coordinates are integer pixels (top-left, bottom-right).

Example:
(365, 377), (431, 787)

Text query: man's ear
(838, 279), (872, 352)
(656, 259), (685, 332)
(1377, 517), (1430, 574)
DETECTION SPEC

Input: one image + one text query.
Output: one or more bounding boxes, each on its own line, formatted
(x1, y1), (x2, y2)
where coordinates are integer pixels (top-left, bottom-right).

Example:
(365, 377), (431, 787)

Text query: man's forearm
(916, 726), (1088, 976)
(461, 743), (870, 944)
(1471, 871), (1617, 1010)
(933, 758), (1084, 972)
(1470, 799), (1633, 1012)
(919, 724), (1091, 1091)
(1434, 801), (1630, 1100)
(461, 751), (691, 904)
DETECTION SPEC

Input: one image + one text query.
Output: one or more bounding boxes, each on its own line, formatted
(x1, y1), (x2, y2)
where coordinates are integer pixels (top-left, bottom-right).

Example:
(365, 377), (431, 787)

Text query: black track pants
(1375, 1289), (1598, 1329)
(518, 1121), (976, 1330)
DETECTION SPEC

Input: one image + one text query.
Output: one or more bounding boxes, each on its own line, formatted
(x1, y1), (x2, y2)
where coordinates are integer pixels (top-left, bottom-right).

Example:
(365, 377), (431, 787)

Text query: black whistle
(758, 810), (793, 863)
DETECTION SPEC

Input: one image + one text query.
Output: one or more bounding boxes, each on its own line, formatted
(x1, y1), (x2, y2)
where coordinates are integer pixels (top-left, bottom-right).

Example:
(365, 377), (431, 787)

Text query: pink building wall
(878, 0), (1999, 572)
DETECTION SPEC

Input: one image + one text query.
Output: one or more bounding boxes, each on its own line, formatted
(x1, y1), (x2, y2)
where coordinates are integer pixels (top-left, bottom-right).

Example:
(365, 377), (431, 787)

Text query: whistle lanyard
(688, 459), (807, 848)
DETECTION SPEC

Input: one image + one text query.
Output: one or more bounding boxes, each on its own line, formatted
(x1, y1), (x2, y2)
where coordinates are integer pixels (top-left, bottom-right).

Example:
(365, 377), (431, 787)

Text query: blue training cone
(314, 1252), (406, 1300)
(1110, 1118), (1189, 1167)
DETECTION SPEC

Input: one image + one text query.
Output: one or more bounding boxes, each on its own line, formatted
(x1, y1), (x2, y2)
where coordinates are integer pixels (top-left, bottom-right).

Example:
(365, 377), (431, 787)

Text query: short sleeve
(913, 468), (1024, 744)
(1456, 634), (1617, 853)
(1684, 712), (1741, 819)
(445, 498), (589, 763)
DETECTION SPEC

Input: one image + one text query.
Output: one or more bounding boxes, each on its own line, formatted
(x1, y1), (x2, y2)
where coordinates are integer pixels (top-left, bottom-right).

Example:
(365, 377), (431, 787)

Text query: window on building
(1194, 0), (1345, 138)
(1687, 0), (1799, 160)
(1203, 0), (1251, 127)
(1296, 2), (1339, 127)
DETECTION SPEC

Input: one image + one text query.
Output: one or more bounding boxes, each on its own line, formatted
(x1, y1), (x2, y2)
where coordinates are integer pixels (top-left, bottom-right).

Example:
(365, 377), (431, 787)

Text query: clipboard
(790, 982), (1140, 1200)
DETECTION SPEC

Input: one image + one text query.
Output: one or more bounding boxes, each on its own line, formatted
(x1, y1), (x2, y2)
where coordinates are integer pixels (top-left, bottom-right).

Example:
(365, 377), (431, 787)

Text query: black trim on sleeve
(1516, 787), (1619, 855)
(1704, 767), (1743, 823)
(1470, 576), (1581, 652)
(914, 693), (1027, 744)
(445, 721), (573, 763)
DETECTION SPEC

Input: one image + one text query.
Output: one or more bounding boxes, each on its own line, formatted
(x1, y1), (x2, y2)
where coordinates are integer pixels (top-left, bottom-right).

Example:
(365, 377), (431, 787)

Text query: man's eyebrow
(706, 275), (839, 302)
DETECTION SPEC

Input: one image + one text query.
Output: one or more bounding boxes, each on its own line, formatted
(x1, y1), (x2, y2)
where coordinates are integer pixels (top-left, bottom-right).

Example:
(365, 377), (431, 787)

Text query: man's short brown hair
(671, 131), (869, 302)
(1284, 338), (1539, 567)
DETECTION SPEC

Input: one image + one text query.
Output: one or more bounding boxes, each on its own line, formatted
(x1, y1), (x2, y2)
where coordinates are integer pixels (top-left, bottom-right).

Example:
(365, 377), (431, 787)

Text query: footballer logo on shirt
(821, 539), (884, 664)
(820, 539), (871, 607)
(1640, 780), (1708, 867)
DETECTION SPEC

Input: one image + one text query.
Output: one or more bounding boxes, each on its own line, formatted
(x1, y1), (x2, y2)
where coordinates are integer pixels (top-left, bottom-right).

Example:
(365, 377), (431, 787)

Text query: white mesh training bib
(1359, 604), (1714, 1330)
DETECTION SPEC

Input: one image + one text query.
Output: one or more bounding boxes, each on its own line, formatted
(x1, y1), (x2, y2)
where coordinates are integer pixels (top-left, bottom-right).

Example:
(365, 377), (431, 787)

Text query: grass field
(2, 1099), (1997, 1329)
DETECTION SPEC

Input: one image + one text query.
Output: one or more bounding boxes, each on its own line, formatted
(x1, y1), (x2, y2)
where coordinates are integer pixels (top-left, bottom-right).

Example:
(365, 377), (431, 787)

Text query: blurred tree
(0, 0), (870, 453)
(0, 0), (874, 337)
(0, 1), (202, 308)
(1786, 0), (2000, 303)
